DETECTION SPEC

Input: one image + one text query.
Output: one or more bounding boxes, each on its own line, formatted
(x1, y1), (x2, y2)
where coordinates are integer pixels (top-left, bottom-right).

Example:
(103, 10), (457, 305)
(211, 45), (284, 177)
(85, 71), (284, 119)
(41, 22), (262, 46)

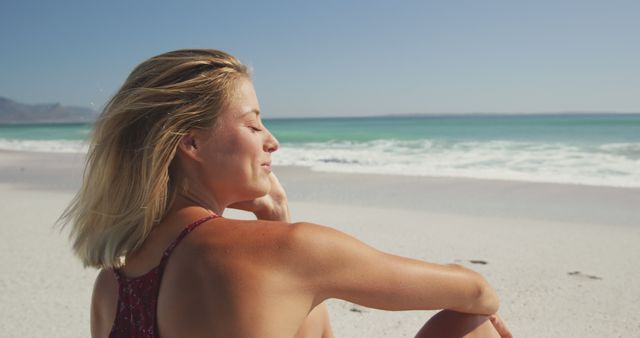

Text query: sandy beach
(1, 150), (639, 337)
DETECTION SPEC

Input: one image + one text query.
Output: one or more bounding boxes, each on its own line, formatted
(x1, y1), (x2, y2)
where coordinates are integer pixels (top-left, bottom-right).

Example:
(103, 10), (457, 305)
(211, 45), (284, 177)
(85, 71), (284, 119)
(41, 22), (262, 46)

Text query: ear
(177, 131), (202, 162)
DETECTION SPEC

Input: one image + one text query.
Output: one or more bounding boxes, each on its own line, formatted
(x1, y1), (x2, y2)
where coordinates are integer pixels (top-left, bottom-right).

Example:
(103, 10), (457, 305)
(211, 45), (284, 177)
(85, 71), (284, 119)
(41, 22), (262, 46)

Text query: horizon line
(264, 111), (640, 120)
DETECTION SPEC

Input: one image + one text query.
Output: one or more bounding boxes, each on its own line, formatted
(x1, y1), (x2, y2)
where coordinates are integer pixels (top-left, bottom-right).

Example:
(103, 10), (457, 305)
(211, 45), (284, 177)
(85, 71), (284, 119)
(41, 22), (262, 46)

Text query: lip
(261, 162), (272, 172)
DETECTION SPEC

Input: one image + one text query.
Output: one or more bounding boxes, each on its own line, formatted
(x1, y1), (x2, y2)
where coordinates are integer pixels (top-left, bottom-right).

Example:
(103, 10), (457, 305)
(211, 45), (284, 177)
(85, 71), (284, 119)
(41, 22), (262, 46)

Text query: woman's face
(194, 77), (279, 204)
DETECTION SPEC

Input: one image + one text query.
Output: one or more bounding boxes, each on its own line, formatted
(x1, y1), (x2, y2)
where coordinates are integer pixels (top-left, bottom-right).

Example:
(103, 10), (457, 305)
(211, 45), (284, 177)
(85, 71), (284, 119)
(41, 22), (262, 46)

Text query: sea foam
(0, 138), (88, 153)
(2, 137), (638, 188)
(275, 139), (640, 188)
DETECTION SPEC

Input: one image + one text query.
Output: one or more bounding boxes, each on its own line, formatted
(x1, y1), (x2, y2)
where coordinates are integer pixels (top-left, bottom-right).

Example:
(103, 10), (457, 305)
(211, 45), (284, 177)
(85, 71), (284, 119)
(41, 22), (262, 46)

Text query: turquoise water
(0, 122), (91, 141)
(2, 114), (640, 187)
(265, 114), (640, 144)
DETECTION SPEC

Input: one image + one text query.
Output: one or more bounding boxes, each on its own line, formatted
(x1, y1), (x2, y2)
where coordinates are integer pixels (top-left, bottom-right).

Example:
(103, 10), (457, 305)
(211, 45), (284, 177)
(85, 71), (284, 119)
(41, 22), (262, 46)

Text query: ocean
(1, 114), (639, 188)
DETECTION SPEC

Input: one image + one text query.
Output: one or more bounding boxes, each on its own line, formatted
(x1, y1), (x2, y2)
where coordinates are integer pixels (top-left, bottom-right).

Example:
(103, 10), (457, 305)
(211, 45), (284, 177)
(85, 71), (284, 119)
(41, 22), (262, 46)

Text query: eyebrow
(242, 109), (260, 117)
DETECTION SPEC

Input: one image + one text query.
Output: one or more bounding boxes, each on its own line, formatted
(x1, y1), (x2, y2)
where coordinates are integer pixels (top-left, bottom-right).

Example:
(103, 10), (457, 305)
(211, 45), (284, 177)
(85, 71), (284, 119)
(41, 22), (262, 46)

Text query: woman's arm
(91, 269), (119, 338)
(230, 172), (498, 315)
(280, 222), (499, 315)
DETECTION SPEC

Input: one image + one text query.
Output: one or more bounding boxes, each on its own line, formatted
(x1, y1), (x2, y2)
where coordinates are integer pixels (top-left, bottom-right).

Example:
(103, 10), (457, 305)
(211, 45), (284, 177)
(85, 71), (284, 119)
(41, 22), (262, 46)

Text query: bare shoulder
(192, 220), (363, 266)
(284, 221), (366, 252)
(91, 269), (118, 338)
(172, 217), (305, 276)
(278, 221), (383, 261)
(186, 217), (297, 254)
(277, 221), (387, 277)
(177, 220), (345, 286)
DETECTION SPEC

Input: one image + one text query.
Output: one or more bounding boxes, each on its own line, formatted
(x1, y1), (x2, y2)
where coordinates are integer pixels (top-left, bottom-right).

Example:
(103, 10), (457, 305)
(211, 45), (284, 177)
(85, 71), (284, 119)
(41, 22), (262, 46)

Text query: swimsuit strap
(158, 212), (220, 268)
(107, 212), (221, 338)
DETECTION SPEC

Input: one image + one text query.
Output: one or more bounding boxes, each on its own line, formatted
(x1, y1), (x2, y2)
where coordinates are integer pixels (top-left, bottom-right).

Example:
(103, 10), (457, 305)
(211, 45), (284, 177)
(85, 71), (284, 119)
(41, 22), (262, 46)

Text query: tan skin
(91, 78), (513, 338)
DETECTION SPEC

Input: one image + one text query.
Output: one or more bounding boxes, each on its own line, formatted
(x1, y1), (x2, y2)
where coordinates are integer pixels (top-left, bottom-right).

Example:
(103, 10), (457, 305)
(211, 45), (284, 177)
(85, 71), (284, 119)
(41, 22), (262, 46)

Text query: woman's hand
(228, 172), (290, 222)
(489, 314), (513, 338)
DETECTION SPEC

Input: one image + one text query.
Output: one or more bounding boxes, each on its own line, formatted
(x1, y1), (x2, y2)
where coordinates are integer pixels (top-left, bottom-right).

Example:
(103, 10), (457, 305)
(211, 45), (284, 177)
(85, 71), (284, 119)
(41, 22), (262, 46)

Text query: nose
(264, 129), (279, 153)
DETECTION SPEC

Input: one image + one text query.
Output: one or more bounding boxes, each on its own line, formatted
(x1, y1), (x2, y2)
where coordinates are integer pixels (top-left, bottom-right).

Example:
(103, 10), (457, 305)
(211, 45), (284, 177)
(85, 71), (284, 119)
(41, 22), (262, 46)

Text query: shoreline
(2, 148), (640, 190)
(1, 149), (639, 226)
(3, 147), (635, 228)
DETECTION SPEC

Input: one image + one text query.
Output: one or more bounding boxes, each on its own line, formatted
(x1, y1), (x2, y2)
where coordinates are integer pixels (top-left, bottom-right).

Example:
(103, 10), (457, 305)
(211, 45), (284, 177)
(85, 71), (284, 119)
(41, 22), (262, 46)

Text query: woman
(60, 49), (512, 338)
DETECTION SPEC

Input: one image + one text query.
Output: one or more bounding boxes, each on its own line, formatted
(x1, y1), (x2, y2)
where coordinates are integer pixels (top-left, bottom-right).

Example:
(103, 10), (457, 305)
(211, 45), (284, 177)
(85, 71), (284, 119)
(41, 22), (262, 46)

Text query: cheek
(209, 135), (257, 175)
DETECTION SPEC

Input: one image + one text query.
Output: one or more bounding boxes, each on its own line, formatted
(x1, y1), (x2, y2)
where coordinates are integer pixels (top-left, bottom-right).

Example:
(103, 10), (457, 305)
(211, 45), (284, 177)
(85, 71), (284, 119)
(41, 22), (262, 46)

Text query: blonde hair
(58, 49), (249, 268)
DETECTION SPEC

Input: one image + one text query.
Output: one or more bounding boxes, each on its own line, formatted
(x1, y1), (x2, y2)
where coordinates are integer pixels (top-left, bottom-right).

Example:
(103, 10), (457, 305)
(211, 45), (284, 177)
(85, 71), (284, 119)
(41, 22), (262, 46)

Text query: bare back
(91, 212), (329, 338)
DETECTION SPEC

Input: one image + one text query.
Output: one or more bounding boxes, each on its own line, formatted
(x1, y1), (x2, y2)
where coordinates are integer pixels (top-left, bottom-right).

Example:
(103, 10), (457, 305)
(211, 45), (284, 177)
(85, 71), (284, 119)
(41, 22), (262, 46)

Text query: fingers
(489, 315), (513, 338)
(227, 172), (288, 218)
(266, 172), (288, 201)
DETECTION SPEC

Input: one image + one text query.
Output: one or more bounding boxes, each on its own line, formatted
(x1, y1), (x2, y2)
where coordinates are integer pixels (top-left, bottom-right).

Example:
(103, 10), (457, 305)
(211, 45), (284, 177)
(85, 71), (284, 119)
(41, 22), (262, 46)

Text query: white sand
(1, 150), (639, 337)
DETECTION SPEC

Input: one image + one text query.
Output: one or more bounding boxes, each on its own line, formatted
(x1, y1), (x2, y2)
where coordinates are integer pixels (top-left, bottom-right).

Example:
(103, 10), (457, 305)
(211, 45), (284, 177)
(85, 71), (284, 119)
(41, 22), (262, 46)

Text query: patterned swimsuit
(108, 213), (220, 338)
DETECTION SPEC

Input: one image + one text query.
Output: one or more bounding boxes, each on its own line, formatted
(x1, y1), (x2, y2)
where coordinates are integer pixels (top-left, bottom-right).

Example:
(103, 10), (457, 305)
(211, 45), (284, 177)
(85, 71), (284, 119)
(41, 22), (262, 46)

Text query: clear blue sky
(1, 0), (638, 117)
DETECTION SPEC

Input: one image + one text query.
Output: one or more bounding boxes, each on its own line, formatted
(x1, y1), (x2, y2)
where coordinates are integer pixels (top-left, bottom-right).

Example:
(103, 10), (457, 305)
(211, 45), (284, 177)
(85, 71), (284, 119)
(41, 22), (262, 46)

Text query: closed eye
(249, 126), (262, 132)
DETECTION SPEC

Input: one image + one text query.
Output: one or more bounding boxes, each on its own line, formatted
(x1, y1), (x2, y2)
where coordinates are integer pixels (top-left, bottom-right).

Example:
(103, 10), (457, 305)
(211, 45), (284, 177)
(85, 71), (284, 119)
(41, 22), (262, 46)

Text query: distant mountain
(0, 97), (98, 124)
